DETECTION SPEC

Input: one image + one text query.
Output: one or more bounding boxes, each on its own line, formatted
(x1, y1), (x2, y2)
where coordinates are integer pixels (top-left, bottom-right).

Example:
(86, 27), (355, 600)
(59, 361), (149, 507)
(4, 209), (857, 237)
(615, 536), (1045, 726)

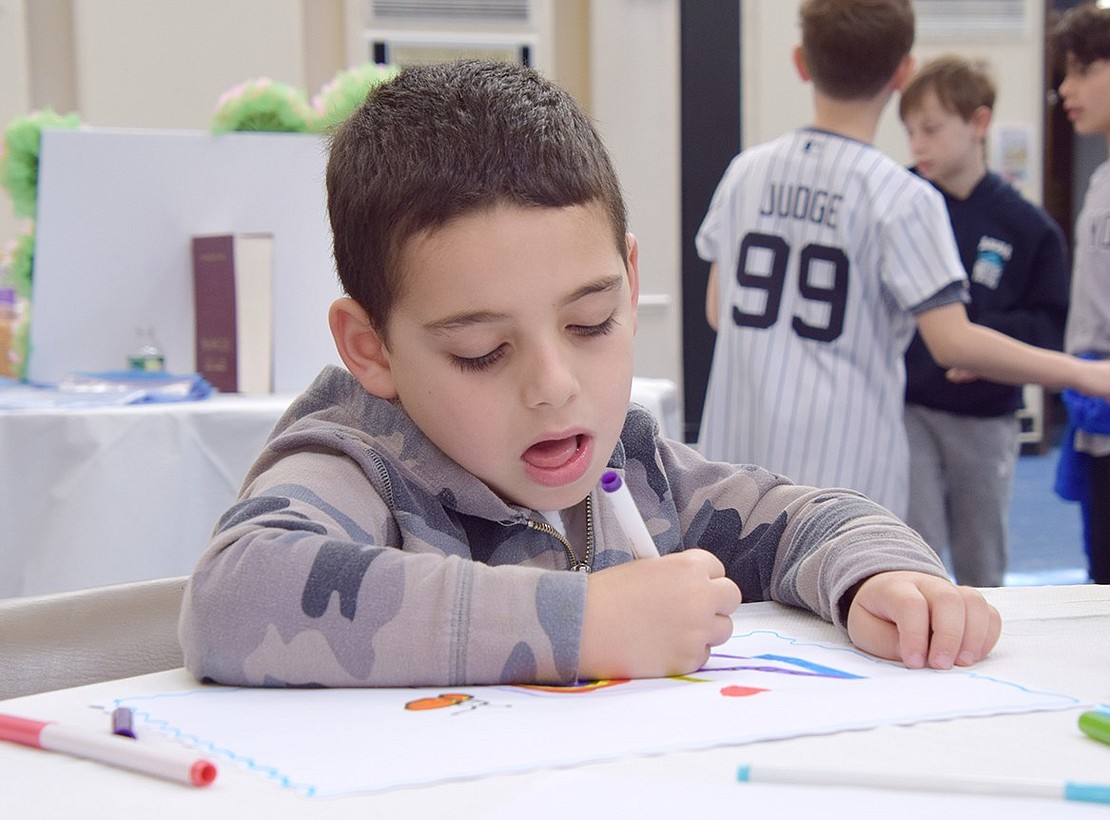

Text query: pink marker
(0, 712), (217, 787)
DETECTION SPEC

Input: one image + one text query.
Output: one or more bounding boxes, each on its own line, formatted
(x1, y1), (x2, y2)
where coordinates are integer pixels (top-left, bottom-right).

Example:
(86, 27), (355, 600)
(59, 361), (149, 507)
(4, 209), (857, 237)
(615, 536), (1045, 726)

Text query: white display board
(29, 128), (342, 392)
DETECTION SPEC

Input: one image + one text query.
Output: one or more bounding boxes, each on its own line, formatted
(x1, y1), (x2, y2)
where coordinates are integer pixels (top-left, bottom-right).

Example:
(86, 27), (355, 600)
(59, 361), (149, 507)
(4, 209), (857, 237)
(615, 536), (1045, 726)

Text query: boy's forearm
(180, 527), (587, 688)
(980, 306), (1066, 352)
(767, 489), (949, 629)
(917, 304), (1083, 390)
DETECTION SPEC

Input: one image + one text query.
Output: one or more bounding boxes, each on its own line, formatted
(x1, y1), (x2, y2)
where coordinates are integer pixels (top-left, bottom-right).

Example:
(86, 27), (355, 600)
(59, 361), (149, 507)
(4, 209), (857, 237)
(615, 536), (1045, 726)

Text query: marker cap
(0, 714), (48, 747)
(1064, 782), (1110, 805)
(1079, 709), (1110, 746)
(190, 759), (219, 787)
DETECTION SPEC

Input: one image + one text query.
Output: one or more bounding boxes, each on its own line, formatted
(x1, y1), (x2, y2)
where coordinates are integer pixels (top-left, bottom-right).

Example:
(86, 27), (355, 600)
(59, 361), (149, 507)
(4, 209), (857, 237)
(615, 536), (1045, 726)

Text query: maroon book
(191, 234), (273, 393)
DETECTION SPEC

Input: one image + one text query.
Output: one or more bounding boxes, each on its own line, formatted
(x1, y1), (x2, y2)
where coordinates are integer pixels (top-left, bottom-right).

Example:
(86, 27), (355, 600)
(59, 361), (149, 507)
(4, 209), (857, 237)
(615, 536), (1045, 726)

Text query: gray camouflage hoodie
(179, 366), (947, 687)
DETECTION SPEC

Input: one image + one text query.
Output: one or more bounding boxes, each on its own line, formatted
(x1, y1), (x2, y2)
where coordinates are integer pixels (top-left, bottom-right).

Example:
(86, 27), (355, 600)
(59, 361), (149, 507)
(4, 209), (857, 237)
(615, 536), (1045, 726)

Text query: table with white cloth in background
(0, 378), (680, 598)
(1, 586), (1107, 818)
(0, 395), (293, 598)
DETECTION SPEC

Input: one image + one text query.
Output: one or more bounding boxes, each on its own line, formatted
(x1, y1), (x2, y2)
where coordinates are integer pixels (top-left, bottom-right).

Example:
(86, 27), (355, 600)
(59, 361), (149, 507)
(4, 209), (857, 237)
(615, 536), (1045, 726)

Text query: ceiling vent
(913, 0), (1028, 39)
(349, 0), (552, 70)
(369, 0), (529, 23)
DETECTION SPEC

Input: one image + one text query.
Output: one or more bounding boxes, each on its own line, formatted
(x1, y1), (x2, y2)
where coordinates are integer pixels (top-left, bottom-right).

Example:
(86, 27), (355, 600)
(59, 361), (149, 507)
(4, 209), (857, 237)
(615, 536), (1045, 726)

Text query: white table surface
(1, 586), (1107, 818)
(0, 378), (680, 599)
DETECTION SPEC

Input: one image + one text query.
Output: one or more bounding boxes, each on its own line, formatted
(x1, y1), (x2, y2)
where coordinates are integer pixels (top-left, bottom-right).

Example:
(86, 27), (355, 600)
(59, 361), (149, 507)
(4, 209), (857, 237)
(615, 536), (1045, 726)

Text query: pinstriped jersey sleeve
(877, 174), (968, 311)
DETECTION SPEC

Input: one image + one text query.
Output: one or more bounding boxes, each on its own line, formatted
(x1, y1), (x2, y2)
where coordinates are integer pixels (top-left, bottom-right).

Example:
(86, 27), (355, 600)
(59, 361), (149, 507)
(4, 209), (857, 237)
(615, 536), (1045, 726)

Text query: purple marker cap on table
(112, 707), (137, 739)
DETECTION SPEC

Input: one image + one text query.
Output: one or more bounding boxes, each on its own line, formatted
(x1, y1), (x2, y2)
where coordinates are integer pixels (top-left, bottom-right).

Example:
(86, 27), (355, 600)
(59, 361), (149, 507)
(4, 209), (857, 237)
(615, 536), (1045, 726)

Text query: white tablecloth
(0, 395), (293, 598)
(2, 587), (1107, 818)
(0, 378), (679, 598)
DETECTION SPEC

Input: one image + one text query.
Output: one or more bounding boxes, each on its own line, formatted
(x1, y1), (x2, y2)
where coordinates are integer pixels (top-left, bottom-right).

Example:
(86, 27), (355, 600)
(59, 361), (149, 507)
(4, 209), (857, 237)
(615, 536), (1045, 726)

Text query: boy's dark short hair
(898, 55), (996, 123)
(1051, 4), (1110, 70)
(800, 0), (915, 100)
(326, 59), (628, 336)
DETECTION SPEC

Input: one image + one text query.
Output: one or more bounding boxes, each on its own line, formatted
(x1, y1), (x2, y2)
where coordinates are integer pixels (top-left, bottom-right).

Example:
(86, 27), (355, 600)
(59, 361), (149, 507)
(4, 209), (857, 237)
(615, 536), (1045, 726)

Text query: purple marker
(599, 470), (660, 559)
(111, 706), (137, 739)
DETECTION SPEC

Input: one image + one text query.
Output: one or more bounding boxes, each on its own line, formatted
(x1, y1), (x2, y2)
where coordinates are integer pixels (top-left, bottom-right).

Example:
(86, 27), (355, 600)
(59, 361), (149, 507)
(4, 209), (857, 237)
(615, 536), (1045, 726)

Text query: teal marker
(1079, 708), (1110, 747)
(736, 763), (1110, 805)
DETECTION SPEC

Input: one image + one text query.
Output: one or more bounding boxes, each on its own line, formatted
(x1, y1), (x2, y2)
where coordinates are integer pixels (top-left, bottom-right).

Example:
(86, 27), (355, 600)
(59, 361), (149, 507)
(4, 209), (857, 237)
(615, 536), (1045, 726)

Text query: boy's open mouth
(521, 433), (594, 488)
(522, 435), (583, 470)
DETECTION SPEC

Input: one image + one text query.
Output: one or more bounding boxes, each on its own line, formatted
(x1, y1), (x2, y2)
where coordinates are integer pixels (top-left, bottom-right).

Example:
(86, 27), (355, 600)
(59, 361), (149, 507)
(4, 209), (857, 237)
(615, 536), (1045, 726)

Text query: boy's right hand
(578, 549), (741, 681)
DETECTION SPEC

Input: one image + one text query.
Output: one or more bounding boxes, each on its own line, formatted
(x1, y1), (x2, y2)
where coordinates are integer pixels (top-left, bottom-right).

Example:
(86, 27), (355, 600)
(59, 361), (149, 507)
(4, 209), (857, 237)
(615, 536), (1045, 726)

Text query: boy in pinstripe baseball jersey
(698, 0), (1110, 521)
(899, 56), (1068, 587)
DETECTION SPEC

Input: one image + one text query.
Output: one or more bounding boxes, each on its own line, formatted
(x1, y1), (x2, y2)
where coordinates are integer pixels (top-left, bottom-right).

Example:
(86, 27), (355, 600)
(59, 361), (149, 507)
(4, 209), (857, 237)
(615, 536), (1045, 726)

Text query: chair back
(0, 576), (187, 700)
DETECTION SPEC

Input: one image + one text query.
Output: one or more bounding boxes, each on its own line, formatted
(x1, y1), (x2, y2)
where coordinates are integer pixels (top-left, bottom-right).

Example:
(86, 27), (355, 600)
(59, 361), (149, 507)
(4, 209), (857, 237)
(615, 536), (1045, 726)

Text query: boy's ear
(328, 297), (398, 400)
(792, 46), (811, 83)
(970, 104), (993, 140)
(625, 232), (641, 333)
(890, 56), (916, 92)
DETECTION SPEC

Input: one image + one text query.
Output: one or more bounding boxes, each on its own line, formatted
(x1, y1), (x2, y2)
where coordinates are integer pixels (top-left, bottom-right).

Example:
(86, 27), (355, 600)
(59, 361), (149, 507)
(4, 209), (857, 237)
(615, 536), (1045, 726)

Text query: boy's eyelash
(452, 346), (507, 373)
(572, 316), (617, 337)
(450, 316), (618, 373)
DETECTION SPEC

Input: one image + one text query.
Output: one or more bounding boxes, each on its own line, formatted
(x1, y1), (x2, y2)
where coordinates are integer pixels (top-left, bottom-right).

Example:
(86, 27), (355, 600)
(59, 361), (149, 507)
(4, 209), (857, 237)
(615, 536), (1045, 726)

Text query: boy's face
(1060, 54), (1110, 137)
(381, 203), (638, 511)
(902, 90), (985, 193)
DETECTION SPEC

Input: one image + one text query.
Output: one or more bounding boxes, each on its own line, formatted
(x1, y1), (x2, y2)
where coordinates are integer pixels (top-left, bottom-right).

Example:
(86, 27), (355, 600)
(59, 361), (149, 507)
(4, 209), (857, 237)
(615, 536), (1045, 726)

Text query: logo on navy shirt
(971, 235), (1012, 289)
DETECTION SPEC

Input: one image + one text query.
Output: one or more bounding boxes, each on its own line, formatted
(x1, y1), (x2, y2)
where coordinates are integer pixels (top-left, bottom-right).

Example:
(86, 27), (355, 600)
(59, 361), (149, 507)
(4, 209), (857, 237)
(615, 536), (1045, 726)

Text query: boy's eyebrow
(425, 309), (509, 333)
(423, 274), (626, 333)
(561, 274), (625, 306)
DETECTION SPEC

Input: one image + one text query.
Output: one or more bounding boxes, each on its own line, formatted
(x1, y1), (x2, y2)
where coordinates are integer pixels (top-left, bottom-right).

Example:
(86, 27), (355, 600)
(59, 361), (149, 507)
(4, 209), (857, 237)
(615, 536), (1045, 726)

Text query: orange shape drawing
(405, 693), (474, 711)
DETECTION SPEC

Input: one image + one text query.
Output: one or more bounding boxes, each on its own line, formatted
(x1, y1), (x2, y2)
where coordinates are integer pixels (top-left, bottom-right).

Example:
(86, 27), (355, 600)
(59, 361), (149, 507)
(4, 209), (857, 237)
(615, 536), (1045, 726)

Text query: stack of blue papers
(0, 371), (213, 410)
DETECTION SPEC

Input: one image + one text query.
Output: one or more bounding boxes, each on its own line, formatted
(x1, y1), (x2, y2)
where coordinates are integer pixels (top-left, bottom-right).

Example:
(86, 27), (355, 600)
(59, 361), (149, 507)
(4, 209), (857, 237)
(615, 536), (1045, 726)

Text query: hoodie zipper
(370, 441), (593, 573)
(524, 495), (595, 573)
(365, 450), (396, 509)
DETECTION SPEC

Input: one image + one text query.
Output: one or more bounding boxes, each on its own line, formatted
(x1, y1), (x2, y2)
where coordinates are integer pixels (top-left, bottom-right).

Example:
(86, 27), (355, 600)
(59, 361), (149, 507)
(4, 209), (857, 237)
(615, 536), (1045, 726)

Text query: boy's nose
(521, 345), (579, 409)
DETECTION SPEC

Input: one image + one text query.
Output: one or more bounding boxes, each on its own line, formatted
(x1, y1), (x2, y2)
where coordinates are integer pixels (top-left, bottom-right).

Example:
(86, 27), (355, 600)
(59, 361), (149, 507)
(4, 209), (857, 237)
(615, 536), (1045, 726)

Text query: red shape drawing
(719, 685), (768, 698)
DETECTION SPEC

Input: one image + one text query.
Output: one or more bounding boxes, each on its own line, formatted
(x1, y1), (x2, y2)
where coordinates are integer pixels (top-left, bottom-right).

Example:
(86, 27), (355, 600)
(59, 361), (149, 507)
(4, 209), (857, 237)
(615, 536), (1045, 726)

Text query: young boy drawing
(899, 55), (1069, 587)
(1052, 4), (1110, 585)
(698, 0), (1110, 521)
(180, 58), (1002, 689)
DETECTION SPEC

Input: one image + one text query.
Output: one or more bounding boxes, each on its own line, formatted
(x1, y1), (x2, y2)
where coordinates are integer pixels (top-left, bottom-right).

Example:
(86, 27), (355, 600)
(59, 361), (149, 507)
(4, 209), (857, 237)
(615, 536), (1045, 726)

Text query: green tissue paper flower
(210, 78), (317, 133)
(312, 63), (400, 133)
(1, 109), (82, 218)
(9, 229), (34, 299)
(2, 230), (34, 380)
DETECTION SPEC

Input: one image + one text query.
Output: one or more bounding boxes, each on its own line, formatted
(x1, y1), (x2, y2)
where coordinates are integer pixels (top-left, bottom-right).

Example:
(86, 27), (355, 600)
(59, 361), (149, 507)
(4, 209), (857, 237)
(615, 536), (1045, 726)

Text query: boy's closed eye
(448, 312), (621, 374)
(452, 344), (509, 373)
(569, 314), (618, 338)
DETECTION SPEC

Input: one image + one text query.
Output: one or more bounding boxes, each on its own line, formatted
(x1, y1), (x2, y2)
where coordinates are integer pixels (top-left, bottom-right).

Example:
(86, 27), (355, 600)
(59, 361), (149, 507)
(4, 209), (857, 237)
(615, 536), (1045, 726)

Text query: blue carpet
(1004, 448), (1087, 586)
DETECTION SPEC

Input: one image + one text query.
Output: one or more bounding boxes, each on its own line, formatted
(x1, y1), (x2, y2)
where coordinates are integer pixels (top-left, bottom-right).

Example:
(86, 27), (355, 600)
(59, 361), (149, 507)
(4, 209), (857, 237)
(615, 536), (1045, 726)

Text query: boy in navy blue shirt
(899, 55), (1069, 586)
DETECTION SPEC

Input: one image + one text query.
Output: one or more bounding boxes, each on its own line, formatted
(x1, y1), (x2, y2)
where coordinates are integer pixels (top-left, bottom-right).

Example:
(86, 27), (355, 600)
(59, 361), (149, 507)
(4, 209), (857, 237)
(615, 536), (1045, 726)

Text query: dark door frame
(679, 1), (742, 443)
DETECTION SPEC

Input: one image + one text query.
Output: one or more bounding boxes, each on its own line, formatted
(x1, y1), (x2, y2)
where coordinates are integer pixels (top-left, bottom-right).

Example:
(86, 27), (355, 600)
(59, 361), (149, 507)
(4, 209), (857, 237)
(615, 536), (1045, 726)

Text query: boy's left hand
(845, 571), (1001, 669)
(945, 367), (978, 384)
